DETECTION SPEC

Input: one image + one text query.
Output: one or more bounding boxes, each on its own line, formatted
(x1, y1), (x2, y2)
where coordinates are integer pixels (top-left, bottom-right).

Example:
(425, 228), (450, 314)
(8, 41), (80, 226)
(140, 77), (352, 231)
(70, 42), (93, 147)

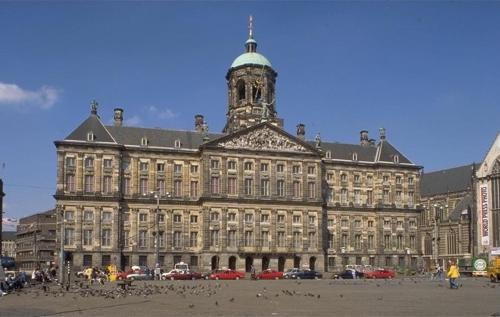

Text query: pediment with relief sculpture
(207, 123), (318, 154)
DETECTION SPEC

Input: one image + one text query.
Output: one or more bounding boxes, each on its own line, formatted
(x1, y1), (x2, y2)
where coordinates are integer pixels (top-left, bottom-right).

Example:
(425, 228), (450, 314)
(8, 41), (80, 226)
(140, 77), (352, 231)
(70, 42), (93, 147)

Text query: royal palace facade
(54, 20), (422, 273)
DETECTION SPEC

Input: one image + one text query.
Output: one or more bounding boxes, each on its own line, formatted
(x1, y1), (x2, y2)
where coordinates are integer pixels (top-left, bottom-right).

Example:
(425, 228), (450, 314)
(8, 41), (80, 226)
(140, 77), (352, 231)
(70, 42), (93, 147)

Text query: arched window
(352, 152), (358, 161)
(141, 137), (148, 147)
(394, 155), (399, 164)
(325, 151), (331, 159)
(174, 139), (181, 148)
(237, 80), (245, 101)
(87, 131), (95, 141)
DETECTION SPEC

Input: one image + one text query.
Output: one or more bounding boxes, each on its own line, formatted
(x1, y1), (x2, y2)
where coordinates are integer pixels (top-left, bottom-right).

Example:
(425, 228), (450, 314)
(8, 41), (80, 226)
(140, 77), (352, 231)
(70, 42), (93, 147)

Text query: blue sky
(1, 2), (499, 227)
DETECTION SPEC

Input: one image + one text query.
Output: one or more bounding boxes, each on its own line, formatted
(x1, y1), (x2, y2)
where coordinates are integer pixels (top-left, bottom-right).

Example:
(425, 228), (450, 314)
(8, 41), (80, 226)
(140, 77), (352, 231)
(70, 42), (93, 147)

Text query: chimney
(195, 114), (204, 133)
(296, 123), (305, 140)
(360, 130), (370, 147)
(114, 108), (123, 127)
(379, 127), (386, 140)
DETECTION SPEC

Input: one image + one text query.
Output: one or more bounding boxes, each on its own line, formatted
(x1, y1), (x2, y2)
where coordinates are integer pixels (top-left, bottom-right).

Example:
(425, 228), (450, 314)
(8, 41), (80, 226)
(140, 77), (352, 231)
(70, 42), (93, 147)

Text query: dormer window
(394, 155), (399, 164)
(352, 152), (358, 161)
(325, 151), (331, 159)
(87, 131), (95, 141)
(141, 137), (149, 147)
(174, 139), (181, 148)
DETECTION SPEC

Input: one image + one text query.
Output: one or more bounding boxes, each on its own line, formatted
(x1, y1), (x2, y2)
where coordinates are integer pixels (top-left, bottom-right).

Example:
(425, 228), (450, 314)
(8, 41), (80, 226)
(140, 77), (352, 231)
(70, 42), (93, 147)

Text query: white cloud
(148, 105), (177, 119)
(124, 115), (142, 126)
(0, 82), (60, 109)
(2, 217), (18, 231)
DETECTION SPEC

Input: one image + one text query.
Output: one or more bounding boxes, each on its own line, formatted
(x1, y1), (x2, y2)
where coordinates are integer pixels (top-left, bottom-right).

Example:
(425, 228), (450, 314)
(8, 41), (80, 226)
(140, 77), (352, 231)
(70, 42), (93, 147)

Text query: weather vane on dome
(248, 15), (253, 39)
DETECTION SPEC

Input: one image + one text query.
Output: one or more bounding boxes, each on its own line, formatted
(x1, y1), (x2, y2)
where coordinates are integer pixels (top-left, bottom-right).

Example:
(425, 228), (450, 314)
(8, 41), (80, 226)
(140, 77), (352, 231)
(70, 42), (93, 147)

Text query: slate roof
(449, 193), (473, 221)
(420, 164), (478, 197)
(65, 114), (116, 144)
(1, 231), (16, 241)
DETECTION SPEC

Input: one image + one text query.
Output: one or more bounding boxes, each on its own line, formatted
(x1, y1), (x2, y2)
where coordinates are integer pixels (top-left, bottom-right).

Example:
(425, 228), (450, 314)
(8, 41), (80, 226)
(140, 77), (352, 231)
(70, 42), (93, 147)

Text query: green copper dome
(230, 52), (272, 69)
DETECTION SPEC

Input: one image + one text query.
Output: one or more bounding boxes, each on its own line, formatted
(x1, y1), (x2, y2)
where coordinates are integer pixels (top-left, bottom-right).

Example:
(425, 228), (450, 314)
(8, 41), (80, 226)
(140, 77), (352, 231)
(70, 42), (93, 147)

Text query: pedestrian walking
(250, 265), (256, 280)
(447, 260), (460, 289)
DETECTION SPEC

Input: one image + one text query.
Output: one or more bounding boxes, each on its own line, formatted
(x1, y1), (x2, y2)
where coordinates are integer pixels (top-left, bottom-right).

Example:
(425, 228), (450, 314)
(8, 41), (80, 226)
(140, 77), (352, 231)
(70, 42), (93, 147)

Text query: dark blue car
(285, 269), (322, 280)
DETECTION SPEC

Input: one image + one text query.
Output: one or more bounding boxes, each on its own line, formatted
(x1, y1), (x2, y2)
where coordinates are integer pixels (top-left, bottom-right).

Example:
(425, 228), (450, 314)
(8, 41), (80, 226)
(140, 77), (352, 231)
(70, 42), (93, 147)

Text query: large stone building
(1, 231), (16, 258)
(54, 19), (422, 272)
(16, 209), (57, 271)
(475, 133), (500, 257)
(419, 164), (475, 271)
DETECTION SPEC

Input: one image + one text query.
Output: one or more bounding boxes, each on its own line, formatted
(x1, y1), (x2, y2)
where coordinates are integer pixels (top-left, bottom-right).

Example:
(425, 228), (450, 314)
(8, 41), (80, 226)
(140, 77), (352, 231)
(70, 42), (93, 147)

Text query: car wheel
(235, 276), (240, 280)
(315, 276), (319, 280)
(275, 276), (279, 280)
(296, 276), (300, 280)
(170, 277), (175, 281)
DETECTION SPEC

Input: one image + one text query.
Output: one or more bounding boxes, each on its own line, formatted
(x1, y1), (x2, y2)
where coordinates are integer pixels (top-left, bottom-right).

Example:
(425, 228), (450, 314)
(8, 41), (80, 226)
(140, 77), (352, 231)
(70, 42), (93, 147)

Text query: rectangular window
(84, 157), (94, 168)
(261, 214), (269, 223)
(384, 234), (391, 249)
(140, 162), (148, 172)
(277, 180), (285, 196)
(210, 177), (220, 194)
(397, 235), (403, 249)
(367, 190), (373, 205)
(174, 164), (182, 173)
(293, 181), (301, 198)
(408, 177), (414, 185)
(190, 165), (198, 173)
(228, 160), (236, 170)
(408, 192), (414, 206)
(383, 175), (389, 183)
(309, 215), (315, 225)
(367, 175), (373, 186)
(293, 215), (301, 224)
(210, 212), (219, 221)
(261, 231), (269, 247)
(101, 229), (111, 246)
(261, 163), (269, 172)
(83, 210), (93, 221)
(64, 228), (74, 245)
(83, 229), (93, 246)
(293, 232), (301, 248)
(341, 219), (348, 228)
(228, 177), (237, 195)
(102, 211), (112, 223)
(354, 174), (360, 183)
(410, 235), (416, 249)
(309, 232), (316, 248)
(341, 188), (348, 204)
(65, 174), (75, 192)
(244, 178), (253, 195)
(210, 230), (219, 246)
(244, 213), (253, 223)
(123, 177), (130, 195)
(245, 231), (253, 246)
(396, 176), (401, 184)
(244, 161), (253, 170)
(383, 190), (390, 204)
(139, 213), (148, 222)
(190, 232), (198, 247)
(104, 159), (112, 169)
(228, 213), (236, 222)
(158, 232), (165, 248)
(340, 174), (347, 182)
(173, 214), (182, 223)
(158, 214), (165, 223)
(66, 157), (76, 167)
(157, 163), (165, 172)
(277, 214), (285, 224)
(228, 230), (236, 247)
(157, 179), (166, 195)
(173, 231), (182, 248)
(83, 255), (92, 267)
(211, 160), (219, 169)
(308, 182), (316, 198)
(190, 181), (198, 197)
(190, 215), (198, 224)
(261, 179), (270, 196)
(84, 175), (94, 193)
(277, 231), (286, 247)
(140, 178), (148, 195)
(190, 256), (198, 267)
(277, 164), (284, 173)
(174, 180), (182, 197)
(368, 220), (374, 228)
(327, 219), (334, 227)
(307, 166), (315, 174)
(368, 235), (374, 249)
(396, 191), (402, 202)
(341, 234), (348, 248)
(65, 210), (74, 221)
(385, 257), (392, 267)
(354, 234), (362, 250)
(292, 165), (300, 174)
(103, 176), (112, 194)
(123, 231), (129, 246)
(327, 173), (334, 181)
(139, 230), (147, 247)
(354, 219), (361, 228)
(384, 219), (391, 228)
(328, 233), (334, 249)
(328, 257), (336, 269)
(397, 220), (403, 229)
(354, 189), (360, 204)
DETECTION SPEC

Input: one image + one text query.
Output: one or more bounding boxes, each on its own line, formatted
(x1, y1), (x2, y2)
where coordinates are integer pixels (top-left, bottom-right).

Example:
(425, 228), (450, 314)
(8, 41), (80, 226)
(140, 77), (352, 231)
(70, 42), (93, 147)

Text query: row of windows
(327, 233), (417, 250)
(208, 230), (316, 248)
(326, 218), (417, 228)
(211, 160), (316, 175)
(326, 173), (415, 186)
(327, 188), (415, 205)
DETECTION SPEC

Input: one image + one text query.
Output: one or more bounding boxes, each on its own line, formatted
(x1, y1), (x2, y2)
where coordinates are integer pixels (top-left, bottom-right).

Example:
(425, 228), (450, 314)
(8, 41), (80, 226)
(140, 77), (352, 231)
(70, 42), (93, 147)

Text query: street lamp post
(58, 206), (65, 284)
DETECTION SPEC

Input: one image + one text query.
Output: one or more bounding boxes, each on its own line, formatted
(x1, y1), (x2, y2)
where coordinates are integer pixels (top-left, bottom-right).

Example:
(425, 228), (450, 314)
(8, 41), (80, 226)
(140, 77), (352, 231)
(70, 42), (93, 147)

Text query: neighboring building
(475, 133), (500, 258)
(1, 231), (16, 258)
(16, 209), (57, 271)
(54, 18), (422, 272)
(419, 164), (476, 271)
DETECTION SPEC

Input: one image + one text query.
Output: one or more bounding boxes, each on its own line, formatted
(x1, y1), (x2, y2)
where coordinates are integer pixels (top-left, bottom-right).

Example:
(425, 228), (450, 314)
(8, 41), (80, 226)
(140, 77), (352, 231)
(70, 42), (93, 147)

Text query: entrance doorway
(278, 257), (285, 272)
(228, 256), (237, 270)
(211, 256), (219, 270)
(262, 256), (270, 271)
(245, 256), (254, 272)
(309, 256), (316, 270)
(293, 256), (301, 268)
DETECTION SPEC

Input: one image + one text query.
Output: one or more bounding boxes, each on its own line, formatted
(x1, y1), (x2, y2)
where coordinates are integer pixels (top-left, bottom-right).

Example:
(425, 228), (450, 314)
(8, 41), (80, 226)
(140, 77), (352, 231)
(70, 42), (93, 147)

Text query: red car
(256, 269), (283, 280)
(364, 268), (396, 279)
(116, 270), (130, 281)
(209, 269), (245, 280)
(168, 271), (203, 280)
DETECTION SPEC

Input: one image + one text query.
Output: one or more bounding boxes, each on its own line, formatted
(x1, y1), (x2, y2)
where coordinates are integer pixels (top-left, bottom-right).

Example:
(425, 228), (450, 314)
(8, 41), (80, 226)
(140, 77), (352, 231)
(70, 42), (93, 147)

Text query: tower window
(237, 80), (245, 101)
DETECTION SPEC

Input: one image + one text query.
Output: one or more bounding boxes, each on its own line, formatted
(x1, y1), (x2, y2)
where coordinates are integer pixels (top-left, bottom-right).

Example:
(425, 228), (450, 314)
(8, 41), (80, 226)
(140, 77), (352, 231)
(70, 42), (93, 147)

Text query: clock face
(474, 258), (487, 271)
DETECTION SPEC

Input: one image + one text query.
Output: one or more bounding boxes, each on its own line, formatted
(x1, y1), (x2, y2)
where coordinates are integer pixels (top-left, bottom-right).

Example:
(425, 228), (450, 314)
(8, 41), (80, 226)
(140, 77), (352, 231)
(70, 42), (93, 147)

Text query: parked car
(127, 266), (152, 280)
(168, 271), (203, 280)
(332, 269), (364, 279)
(209, 269), (245, 280)
(284, 269), (322, 280)
(161, 269), (183, 280)
(364, 268), (395, 279)
(256, 269), (283, 280)
(283, 268), (301, 279)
